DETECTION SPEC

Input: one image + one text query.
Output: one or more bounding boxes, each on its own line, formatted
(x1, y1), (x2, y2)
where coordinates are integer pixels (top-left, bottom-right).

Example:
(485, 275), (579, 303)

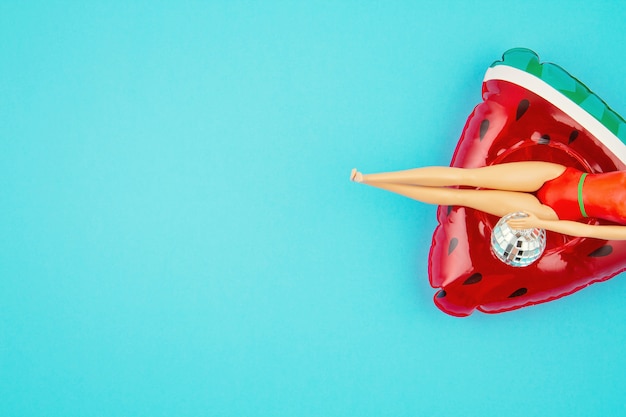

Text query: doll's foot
(350, 168), (363, 183)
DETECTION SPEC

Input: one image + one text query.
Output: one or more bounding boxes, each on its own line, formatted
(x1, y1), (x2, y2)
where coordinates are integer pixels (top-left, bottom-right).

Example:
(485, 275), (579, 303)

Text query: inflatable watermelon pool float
(428, 48), (626, 316)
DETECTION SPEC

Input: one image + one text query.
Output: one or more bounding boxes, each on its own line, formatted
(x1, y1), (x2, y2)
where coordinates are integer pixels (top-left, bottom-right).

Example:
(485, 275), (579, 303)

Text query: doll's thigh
(457, 188), (559, 219)
(467, 162), (566, 192)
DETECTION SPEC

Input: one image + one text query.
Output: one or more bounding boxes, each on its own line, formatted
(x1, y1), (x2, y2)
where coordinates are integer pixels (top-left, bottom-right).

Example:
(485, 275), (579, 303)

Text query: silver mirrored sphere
(491, 212), (546, 267)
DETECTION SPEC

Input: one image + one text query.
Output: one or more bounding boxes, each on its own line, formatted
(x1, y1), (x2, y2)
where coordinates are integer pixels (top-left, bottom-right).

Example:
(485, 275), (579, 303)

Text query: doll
(351, 162), (626, 240)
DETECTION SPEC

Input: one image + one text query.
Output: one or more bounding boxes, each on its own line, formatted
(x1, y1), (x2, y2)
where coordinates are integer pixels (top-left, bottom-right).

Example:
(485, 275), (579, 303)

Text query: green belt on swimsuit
(578, 173), (588, 218)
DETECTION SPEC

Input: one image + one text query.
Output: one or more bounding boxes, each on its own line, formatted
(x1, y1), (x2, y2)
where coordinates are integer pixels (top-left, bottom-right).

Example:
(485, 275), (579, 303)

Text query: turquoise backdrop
(2, 1), (626, 416)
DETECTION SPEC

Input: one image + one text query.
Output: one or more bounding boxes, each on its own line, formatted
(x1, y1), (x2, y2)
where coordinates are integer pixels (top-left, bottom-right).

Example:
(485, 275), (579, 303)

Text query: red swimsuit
(536, 167), (626, 223)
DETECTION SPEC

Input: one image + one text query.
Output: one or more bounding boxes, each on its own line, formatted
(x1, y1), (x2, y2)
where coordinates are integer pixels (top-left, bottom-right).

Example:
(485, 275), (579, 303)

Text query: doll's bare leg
(353, 162), (566, 192)
(366, 182), (559, 220)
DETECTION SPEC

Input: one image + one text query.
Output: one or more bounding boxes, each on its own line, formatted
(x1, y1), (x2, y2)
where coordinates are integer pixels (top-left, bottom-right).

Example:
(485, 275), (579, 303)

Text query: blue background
(2, 1), (626, 416)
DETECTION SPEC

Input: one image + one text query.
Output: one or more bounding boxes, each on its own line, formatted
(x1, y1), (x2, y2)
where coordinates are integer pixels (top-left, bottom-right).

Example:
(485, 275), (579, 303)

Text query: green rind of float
(490, 48), (626, 143)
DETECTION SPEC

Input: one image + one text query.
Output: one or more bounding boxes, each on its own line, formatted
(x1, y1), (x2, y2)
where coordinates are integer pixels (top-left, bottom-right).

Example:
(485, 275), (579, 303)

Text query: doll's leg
(352, 162), (566, 192)
(365, 182), (559, 220)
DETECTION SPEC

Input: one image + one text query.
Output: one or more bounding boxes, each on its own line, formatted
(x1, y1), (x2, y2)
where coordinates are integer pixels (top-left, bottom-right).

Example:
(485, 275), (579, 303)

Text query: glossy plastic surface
(428, 49), (626, 316)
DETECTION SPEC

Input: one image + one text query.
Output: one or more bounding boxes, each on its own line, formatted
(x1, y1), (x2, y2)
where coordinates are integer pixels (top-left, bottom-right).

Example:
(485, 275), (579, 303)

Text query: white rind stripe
(484, 65), (626, 164)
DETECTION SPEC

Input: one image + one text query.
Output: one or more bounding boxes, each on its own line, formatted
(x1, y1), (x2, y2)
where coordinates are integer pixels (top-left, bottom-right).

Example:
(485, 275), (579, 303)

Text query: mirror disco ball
(491, 212), (546, 267)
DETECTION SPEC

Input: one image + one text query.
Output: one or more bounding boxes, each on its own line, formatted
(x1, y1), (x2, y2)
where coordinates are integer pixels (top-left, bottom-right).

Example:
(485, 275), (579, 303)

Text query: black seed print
(589, 245), (613, 257)
(448, 238), (459, 255)
(479, 119), (489, 141)
(538, 134), (551, 145)
(569, 130), (579, 144)
(463, 273), (482, 285)
(508, 288), (528, 298)
(436, 290), (447, 298)
(516, 99), (530, 120)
